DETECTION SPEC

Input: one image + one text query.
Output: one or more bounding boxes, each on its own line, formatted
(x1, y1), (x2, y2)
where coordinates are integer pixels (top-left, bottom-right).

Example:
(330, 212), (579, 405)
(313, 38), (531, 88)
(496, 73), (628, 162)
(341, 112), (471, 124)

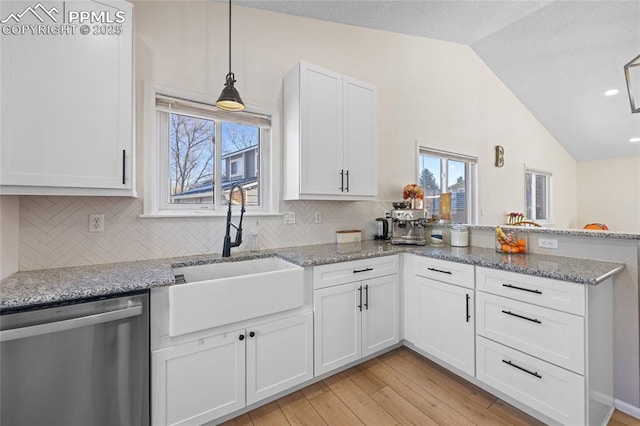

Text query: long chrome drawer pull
(502, 283), (542, 294)
(0, 305), (143, 342)
(353, 268), (373, 273)
(501, 310), (542, 324)
(502, 359), (542, 379)
(427, 267), (452, 275)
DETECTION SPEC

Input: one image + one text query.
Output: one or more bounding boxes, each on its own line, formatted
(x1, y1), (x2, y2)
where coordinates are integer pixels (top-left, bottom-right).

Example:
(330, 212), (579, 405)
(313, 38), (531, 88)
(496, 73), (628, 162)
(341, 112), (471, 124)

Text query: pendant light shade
(216, 0), (245, 111)
(217, 72), (244, 111)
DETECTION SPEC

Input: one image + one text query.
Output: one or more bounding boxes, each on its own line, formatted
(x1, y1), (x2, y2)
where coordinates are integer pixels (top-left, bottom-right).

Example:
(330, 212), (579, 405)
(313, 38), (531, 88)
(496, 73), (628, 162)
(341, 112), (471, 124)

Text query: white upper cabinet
(0, 0), (134, 196)
(284, 61), (377, 200)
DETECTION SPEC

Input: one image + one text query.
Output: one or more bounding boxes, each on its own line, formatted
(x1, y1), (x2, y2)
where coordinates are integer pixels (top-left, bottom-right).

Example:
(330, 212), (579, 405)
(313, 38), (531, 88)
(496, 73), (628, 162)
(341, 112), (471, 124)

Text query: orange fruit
(519, 246), (526, 253)
(510, 246), (520, 253)
(518, 239), (526, 247)
(502, 244), (509, 252)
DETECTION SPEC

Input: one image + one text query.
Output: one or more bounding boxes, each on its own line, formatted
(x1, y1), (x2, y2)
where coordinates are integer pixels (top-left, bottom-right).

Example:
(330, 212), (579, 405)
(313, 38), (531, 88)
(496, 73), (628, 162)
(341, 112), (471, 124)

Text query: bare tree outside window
(169, 113), (214, 201)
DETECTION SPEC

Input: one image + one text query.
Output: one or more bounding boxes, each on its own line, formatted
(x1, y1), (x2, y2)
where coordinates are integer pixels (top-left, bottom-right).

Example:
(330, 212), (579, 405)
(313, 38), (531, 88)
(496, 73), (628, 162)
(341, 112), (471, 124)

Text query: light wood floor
(221, 347), (640, 426)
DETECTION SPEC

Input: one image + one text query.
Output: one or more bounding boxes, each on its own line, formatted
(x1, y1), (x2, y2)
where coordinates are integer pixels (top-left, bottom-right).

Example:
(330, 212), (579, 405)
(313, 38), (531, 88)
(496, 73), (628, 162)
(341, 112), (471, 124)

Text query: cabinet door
(362, 275), (399, 356)
(415, 277), (475, 376)
(0, 1), (132, 192)
(246, 312), (313, 405)
(299, 62), (343, 195)
(152, 330), (245, 426)
(343, 76), (377, 196)
(314, 282), (362, 376)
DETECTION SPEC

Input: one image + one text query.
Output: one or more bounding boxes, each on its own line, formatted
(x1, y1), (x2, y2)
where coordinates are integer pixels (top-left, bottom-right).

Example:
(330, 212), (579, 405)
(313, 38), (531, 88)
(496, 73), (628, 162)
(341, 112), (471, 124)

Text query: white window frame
(525, 167), (552, 224)
(416, 142), (479, 224)
(141, 83), (281, 217)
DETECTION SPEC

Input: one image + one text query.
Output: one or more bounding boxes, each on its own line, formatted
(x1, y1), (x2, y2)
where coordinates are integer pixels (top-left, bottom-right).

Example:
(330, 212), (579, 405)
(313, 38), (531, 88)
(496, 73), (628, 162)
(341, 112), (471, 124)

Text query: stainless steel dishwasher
(0, 291), (149, 426)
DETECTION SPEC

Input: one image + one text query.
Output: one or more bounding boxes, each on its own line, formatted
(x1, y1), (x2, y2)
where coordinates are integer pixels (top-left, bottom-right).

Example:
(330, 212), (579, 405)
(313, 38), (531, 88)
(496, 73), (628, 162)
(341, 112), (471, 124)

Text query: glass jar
(495, 227), (527, 254)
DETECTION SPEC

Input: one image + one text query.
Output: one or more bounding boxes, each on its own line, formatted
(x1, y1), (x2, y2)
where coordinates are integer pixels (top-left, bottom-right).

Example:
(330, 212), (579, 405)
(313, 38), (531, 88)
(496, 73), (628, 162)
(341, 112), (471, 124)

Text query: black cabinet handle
(502, 283), (542, 295)
(122, 149), (126, 185)
(465, 294), (470, 322)
(502, 359), (542, 379)
(238, 334), (245, 341)
(501, 310), (541, 324)
(428, 267), (452, 275)
(249, 331), (255, 338)
(364, 284), (369, 310)
(353, 268), (373, 274)
(358, 285), (362, 311)
(339, 169), (344, 192)
(345, 170), (349, 192)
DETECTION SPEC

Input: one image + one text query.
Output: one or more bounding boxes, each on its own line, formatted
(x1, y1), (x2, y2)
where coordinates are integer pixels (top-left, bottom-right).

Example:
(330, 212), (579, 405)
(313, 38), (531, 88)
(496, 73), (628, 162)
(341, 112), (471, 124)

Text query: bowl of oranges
(496, 226), (527, 254)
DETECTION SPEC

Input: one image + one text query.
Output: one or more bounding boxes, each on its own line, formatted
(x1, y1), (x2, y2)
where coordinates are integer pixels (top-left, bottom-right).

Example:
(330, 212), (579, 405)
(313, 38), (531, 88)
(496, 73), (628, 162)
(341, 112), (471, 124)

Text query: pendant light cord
(228, 0), (232, 75)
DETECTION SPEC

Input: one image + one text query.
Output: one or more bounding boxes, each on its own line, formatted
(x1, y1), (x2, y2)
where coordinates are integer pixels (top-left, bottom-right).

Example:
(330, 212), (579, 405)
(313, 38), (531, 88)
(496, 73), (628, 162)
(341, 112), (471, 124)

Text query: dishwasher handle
(0, 305), (143, 342)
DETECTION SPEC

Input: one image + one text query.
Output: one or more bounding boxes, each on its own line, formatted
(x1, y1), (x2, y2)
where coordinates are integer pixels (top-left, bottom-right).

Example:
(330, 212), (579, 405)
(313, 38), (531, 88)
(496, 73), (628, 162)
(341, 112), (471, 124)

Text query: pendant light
(216, 0), (245, 111)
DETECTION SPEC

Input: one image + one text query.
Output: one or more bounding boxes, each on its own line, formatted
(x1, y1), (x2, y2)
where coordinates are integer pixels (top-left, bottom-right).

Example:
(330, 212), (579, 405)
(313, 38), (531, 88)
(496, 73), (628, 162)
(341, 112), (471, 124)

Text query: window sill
(139, 210), (281, 219)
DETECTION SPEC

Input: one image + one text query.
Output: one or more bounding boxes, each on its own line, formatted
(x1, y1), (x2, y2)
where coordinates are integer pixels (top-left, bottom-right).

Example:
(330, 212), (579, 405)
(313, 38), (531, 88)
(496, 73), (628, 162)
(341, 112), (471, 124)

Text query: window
(525, 169), (551, 222)
(417, 146), (477, 224)
(144, 90), (279, 216)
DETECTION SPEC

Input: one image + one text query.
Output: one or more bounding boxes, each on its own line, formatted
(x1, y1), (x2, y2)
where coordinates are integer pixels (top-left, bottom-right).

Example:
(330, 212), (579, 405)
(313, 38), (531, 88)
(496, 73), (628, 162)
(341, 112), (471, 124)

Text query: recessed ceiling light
(605, 89), (619, 96)
(630, 137), (640, 143)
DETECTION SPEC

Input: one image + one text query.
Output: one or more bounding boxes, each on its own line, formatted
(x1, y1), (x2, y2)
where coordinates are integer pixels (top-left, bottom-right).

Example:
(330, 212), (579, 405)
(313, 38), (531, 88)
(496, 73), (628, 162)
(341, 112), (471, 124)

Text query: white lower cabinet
(152, 312), (313, 426)
(476, 336), (585, 425)
(414, 276), (475, 376)
(152, 329), (245, 426)
(405, 256), (475, 376)
(246, 313), (314, 405)
(313, 256), (400, 376)
(475, 266), (614, 426)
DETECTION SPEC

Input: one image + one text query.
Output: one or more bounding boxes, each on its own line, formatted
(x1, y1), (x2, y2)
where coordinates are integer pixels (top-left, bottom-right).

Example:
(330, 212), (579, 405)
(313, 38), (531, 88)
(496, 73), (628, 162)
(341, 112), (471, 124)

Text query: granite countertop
(0, 240), (625, 312)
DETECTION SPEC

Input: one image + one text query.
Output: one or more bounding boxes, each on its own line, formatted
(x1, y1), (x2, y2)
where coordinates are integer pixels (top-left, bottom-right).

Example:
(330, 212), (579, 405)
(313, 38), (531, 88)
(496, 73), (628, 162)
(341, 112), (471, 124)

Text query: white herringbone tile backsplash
(18, 196), (390, 271)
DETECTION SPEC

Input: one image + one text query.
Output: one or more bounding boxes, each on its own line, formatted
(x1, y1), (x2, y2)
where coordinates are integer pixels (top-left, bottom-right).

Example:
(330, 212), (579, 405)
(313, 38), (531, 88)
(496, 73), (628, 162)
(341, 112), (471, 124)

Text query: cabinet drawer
(313, 255), (398, 289)
(476, 267), (585, 315)
(414, 257), (474, 289)
(476, 292), (584, 374)
(476, 336), (584, 425)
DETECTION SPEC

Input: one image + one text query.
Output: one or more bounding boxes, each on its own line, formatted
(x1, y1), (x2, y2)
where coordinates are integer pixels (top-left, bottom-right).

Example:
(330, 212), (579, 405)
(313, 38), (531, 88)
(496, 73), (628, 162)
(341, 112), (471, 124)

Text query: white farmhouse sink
(169, 257), (304, 337)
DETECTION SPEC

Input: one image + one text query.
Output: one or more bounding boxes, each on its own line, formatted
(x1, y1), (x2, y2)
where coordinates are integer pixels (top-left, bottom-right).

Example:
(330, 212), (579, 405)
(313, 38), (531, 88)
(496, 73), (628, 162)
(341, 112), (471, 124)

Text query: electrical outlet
(538, 238), (558, 249)
(283, 211), (296, 224)
(314, 212), (322, 224)
(89, 214), (104, 232)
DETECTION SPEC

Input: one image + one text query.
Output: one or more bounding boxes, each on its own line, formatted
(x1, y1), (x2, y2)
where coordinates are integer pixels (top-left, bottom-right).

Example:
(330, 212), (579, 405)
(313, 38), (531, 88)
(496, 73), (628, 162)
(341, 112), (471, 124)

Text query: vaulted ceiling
(238, 0), (640, 161)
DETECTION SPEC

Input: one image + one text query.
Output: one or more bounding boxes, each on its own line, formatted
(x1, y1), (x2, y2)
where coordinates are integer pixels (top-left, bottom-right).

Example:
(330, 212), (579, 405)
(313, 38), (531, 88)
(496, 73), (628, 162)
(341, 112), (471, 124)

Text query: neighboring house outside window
(143, 89), (278, 216)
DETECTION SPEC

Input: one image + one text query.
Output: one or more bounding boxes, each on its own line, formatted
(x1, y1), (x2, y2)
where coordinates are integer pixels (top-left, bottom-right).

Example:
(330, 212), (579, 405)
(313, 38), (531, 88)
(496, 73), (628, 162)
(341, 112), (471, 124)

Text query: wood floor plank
(308, 389), (365, 425)
(301, 380), (331, 400)
(323, 372), (399, 426)
(380, 352), (514, 426)
(342, 364), (387, 395)
(370, 386), (439, 426)
(247, 401), (290, 426)
(385, 350), (498, 408)
(276, 391), (327, 426)
(396, 347), (497, 407)
(367, 360), (477, 425)
(487, 399), (546, 426)
(610, 410), (640, 426)
(219, 413), (254, 426)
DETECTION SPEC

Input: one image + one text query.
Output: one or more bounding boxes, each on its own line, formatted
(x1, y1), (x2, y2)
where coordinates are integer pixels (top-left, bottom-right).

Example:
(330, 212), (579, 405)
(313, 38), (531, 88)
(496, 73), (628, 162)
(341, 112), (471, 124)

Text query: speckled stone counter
(0, 260), (175, 312)
(0, 240), (625, 312)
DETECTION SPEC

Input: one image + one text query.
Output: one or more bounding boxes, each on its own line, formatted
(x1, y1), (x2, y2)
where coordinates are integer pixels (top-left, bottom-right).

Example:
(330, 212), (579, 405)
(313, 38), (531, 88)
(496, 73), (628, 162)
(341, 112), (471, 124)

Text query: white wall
(0, 196), (19, 279)
(134, 1), (578, 227)
(14, 1), (580, 270)
(577, 156), (640, 233)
